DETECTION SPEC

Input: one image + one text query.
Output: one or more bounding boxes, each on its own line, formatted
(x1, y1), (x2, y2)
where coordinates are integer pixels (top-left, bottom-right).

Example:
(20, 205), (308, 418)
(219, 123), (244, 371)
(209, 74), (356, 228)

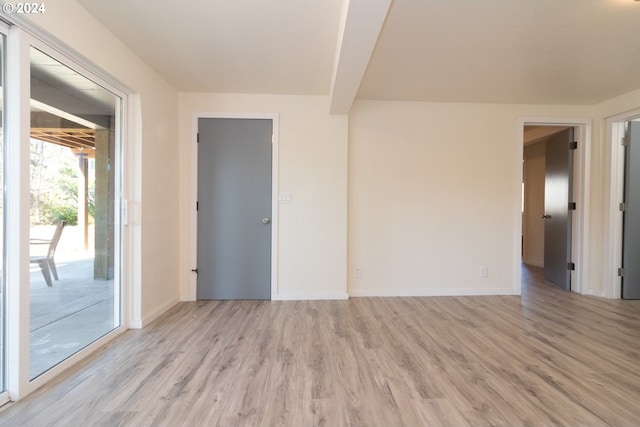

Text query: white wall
(523, 142), (545, 267)
(24, 1), (640, 312)
(178, 94), (348, 300)
(28, 0), (181, 325)
(594, 88), (640, 118)
(348, 100), (592, 296)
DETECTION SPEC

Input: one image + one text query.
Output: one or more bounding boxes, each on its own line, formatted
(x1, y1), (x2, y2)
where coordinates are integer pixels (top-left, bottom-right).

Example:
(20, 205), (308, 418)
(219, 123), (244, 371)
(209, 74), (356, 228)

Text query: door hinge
(568, 202), (576, 210)
(621, 137), (629, 147)
(197, 133), (200, 143)
(619, 202), (627, 212)
(567, 262), (575, 271)
(569, 141), (578, 150)
(196, 201), (199, 211)
(618, 268), (626, 277)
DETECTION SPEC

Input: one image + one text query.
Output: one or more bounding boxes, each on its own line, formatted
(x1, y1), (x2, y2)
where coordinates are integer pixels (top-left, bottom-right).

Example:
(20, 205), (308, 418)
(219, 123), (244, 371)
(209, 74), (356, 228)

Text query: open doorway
(519, 120), (590, 295)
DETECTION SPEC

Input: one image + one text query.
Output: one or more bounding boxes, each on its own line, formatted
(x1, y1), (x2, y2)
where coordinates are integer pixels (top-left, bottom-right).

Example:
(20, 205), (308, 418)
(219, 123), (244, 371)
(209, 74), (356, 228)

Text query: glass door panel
(29, 47), (121, 379)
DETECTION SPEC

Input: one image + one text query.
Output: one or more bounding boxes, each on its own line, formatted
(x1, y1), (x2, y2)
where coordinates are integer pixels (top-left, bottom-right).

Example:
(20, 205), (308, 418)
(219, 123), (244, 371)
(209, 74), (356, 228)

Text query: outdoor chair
(30, 220), (66, 287)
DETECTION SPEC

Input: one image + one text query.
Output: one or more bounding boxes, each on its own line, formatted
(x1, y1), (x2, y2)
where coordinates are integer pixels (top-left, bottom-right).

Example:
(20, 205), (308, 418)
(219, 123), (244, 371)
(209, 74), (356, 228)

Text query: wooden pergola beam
(30, 128), (96, 153)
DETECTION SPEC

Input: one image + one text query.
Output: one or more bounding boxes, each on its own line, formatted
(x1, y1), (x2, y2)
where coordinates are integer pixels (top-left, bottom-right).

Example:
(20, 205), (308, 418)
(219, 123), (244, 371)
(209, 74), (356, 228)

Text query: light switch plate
(279, 192), (293, 204)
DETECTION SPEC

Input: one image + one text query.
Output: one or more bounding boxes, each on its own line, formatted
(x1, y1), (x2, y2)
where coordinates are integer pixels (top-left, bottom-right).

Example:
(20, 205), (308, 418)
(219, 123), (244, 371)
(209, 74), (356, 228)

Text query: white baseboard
(523, 259), (544, 268)
(348, 287), (517, 297)
(273, 292), (349, 301)
(129, 319), (142, 329)
(176, 292), (350, 303)
(582, 289), (606, 298)
(129, 297), (180, 329)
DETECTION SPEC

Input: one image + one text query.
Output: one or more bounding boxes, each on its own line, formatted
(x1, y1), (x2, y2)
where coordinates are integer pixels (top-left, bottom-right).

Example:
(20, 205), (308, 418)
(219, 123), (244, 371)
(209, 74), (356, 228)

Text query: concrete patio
(29, 225), (118, 379)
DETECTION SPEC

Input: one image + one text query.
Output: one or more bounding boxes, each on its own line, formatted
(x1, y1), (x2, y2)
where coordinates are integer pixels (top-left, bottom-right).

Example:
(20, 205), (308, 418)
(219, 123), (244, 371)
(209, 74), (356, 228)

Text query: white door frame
(604, 109), (640, 299)
(190, 113), (279, 300)
(516, 117), (591, 295)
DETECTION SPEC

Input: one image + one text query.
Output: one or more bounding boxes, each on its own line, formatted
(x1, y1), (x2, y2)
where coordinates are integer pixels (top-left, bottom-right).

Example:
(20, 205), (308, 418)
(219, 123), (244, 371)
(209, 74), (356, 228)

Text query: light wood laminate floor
(2, 265), (640, 426)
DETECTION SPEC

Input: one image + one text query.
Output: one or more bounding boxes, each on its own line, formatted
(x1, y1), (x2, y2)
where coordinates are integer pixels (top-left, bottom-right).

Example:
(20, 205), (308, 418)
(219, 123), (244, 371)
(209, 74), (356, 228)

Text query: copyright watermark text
(2, 2), (46, 14)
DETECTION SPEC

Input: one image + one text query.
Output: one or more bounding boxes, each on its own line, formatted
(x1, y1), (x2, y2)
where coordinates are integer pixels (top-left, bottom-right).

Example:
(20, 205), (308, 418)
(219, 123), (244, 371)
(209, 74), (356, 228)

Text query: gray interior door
(543, 128), (574, 291)
(197, 118), (272, 300)
(623, 121), (640, 299)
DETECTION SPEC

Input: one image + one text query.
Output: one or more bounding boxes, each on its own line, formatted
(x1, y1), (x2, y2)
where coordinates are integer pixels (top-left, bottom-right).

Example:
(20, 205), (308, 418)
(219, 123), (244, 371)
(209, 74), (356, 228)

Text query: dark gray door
(543, 128), (574, 291)
(197, 118), (272, 300)
(622, 121), (640, 299)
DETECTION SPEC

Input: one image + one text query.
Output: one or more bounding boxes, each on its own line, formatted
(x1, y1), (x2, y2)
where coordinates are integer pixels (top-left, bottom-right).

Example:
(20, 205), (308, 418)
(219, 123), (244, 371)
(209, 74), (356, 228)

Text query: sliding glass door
(0, 19), (127, 402)
(28, 47), (122, 379)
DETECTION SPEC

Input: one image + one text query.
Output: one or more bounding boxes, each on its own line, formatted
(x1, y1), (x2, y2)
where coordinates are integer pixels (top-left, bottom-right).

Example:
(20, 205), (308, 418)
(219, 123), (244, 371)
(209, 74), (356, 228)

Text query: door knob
(262, 217), (271, 224)
(541, 214), (551, 219)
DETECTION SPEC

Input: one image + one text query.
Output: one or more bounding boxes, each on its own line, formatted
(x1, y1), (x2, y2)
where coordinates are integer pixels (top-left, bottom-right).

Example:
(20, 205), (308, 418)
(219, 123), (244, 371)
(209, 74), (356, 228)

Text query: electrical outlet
(355, 267), (362, 278)
(480, 267), (489, 278)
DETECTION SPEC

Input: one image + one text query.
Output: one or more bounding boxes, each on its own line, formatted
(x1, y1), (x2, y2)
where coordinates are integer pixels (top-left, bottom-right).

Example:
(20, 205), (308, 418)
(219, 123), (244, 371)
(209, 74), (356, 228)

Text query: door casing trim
(190, 113), (280, 300)
(516, 117), (591, 296)
(605, 109), (640, 299)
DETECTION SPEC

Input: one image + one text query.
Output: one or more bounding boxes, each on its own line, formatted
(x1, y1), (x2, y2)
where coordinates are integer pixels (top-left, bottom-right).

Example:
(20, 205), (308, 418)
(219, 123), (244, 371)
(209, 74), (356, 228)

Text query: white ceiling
(76, 0), (343, 95)
(76, 0), (640, 110)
